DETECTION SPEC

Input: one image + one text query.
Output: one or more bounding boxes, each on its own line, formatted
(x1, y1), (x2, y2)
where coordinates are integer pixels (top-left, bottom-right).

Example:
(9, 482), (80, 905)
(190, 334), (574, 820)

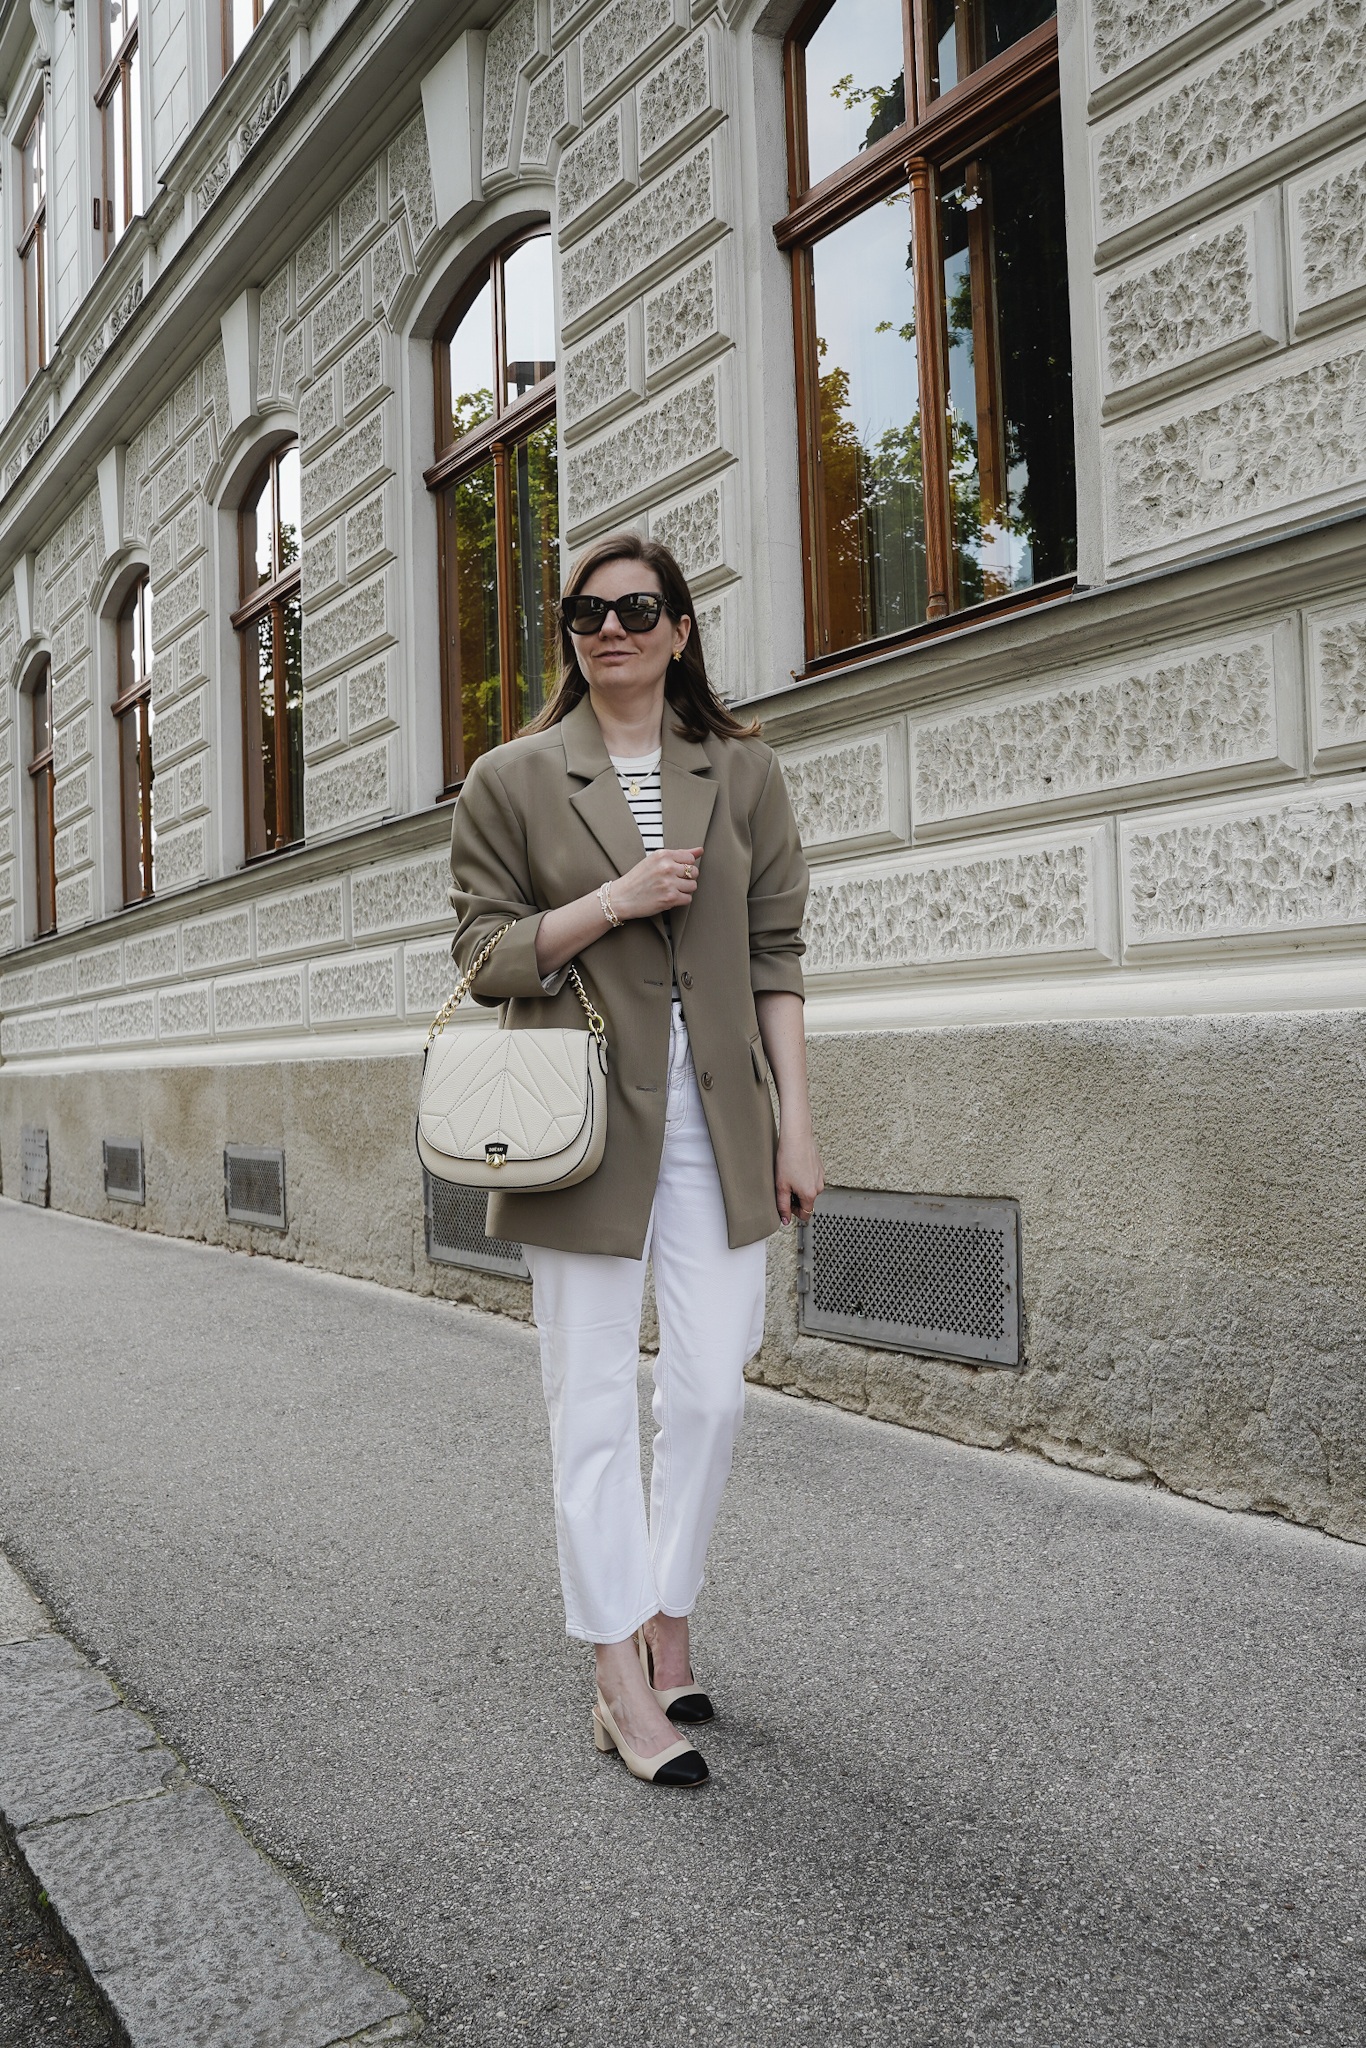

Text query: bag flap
(417, 1028), (595, 1162)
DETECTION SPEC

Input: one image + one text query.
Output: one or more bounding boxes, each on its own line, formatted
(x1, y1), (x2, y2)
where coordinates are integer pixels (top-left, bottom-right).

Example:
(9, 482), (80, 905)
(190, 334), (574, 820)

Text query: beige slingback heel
(591, 1688), (709, 1787)
(636, 1626), (715, 1725)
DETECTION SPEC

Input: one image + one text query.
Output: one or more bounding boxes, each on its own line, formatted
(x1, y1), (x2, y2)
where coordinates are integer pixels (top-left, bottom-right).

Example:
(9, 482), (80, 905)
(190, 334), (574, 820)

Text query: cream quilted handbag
(415, 924), (609, 1191)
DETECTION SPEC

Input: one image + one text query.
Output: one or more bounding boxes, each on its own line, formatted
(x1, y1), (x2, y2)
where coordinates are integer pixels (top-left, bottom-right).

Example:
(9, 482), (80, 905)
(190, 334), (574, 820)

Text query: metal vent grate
(20, 1126), (49, 1208)
(224, 1146), (287, 1231)
(103, 1137), (145, 1205)
(797, 1189), (1022, 1368)
(424, 1170), (528, 1277)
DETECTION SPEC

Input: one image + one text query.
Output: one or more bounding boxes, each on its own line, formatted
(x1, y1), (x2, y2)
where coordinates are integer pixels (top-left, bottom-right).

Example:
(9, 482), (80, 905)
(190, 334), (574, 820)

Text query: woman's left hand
(775, 1121), (824, 1227)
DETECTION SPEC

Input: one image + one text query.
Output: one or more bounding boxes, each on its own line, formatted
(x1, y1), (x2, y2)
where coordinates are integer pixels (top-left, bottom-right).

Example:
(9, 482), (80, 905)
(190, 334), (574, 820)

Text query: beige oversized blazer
(446, 693), (809, 1259)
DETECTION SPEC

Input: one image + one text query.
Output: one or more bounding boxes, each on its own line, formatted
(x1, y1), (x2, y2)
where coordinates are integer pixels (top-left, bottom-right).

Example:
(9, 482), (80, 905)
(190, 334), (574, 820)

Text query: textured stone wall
(0, 838), (456, 1057)
(1086, 0), (1366, 569)
(259, 113), (440, 840)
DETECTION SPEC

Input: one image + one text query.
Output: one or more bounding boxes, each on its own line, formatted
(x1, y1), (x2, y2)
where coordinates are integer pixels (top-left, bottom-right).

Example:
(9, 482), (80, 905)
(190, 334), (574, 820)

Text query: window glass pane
(35, 765), (55, 934)
(275, 446), (301, 578)
(809, 190), (926, 655)
(242, 468), (273, 593)
(501, 237), (556, 408)
(450, 463), (502, 771)
(447, 279), (494, 443)
(942, 106), (1075, 606)
(802, 0), (905, 190)
(228, 0), (257, 64)
(104, 0), (126, 65)
(280, 593), (303, 843)
(33, 669), (51, 756)
(108, 75), (128, 240)
(127, 50), (143, 221)
(255, 614), (278, 851)
(136, 578), (153, 681)
(23, 243), (41, 384)
(22, 113), (44, 226)
(931, 0), (1054, 96)
(509, 421), (560, 732)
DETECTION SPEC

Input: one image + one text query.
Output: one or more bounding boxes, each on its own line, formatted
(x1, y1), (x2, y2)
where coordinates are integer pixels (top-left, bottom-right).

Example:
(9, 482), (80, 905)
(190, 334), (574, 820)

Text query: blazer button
(681, 970), (693, 988)
(701, 1071), (713, 1089)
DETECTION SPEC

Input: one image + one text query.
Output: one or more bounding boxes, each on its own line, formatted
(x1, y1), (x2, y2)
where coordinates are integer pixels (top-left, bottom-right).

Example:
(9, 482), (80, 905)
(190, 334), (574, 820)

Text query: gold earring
(672, 649), (683, 663)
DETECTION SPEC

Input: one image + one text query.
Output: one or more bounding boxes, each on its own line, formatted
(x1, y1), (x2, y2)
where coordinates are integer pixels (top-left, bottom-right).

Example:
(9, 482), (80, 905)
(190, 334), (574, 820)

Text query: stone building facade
(1, 0), (1363, 1541)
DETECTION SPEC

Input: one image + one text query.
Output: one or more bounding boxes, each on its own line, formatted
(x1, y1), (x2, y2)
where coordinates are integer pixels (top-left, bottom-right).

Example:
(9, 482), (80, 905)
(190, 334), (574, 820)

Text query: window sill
(795, 575), (1079, 683)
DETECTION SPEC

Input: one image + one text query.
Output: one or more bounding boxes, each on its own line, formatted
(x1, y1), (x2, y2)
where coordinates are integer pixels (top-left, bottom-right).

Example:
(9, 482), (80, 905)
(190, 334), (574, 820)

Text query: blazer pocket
(749, 1032), (769, 1084)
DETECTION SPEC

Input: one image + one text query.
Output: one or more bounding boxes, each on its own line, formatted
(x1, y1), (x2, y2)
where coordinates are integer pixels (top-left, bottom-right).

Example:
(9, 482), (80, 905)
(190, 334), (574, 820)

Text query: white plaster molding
(96, 446), (128, 560)
(909, 617), (1302, 840)
(1119, 773), (1366, 959)
(776, 724), (909, 864)
(12, 555), (37, 649)
(421, 32), (487, 232)
(1098, 194), (1284, 419)
(802, 821), (1119, 982)
(219, 289), (262, 431)
(1307, 594), (1366, 770)
(1085, 0), (1273, 119)
(1287, 134), (1366, 339)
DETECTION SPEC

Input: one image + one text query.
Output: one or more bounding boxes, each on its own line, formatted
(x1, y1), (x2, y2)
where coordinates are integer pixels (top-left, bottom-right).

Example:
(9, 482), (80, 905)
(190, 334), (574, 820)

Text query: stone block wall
(1084, 0), (1366, 575)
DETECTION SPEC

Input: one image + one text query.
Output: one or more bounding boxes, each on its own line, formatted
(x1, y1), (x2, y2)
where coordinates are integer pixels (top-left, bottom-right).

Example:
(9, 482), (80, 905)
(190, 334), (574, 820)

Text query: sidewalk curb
(0, 1551), (420, 2048)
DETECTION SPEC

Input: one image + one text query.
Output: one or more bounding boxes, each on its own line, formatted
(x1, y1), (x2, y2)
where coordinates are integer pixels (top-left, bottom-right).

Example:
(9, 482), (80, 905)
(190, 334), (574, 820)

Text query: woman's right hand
(608, 847), (704, 921)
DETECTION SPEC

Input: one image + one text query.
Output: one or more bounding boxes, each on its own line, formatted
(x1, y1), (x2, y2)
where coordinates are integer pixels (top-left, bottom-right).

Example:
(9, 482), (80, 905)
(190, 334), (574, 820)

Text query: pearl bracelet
(598, 881), (622, 929)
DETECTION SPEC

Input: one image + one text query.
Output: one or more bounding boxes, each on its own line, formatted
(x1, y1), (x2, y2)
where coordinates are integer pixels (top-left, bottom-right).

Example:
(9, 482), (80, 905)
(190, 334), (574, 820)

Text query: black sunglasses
(561, 592), (676, 635)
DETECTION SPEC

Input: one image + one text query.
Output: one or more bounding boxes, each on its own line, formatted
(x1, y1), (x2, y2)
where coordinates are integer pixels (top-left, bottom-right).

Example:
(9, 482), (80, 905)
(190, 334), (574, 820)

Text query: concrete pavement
(0, 1195), (1363, 2046)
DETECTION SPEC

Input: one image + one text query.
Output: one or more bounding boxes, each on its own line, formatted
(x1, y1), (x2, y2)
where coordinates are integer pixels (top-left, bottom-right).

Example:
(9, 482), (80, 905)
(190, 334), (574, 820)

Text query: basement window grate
(424, 1170), (528, 1278)
(20, 1126), (49, 1208)
(796, 1189), (1022, 1369)
(103, 1137), (145, 1205)
(224, 1146), (287, 1231)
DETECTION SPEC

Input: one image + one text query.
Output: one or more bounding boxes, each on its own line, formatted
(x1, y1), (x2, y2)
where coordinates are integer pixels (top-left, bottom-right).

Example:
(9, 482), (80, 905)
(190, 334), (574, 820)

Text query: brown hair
(522, 531), (760, 742)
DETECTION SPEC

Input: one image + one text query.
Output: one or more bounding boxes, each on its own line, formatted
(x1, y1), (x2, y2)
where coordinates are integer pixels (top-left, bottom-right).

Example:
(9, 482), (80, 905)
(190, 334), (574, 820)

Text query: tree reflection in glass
(802, 0), (905, 189)
(510, 422), (560, 732)
(453, 462), (502, 771)
(810, 191), (927, 654)
(942, 106), (1075, 607)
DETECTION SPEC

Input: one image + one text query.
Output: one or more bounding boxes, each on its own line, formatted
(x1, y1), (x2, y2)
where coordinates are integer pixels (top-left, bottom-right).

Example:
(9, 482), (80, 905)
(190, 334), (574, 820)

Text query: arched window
(28, 663), (55, 936)
(233, 442), (302, 860)
(427, 229), (558, 795)
(114, 575), (154, 902)
(779, 0), (1073, 665)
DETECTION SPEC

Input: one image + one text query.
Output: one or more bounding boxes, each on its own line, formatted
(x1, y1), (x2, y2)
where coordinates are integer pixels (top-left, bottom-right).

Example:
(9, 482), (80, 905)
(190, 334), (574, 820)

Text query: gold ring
(684, 862), (696, 878)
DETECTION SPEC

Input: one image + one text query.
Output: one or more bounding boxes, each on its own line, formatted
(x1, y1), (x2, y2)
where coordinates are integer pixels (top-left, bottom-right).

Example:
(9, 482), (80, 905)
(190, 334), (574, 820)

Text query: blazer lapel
(564, 696), (646, 880)
(661, 721), (717, 953)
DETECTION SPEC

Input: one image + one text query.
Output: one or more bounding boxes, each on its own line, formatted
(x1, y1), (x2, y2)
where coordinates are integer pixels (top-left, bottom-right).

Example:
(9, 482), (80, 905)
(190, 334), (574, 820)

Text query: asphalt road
(1, 1197), (1363, 2047)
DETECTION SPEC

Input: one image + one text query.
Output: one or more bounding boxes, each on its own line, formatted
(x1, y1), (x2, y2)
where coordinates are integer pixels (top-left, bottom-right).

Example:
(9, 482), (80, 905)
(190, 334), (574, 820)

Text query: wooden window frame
(19, 101), (47, 388)
(424, 226), (558, 797)
(232, 444), (303, 861)
(113, 573), (154, 903)
(28, 663), (56, 938)
(95, 0), (139, 255)
(778, 6), (1070, 670)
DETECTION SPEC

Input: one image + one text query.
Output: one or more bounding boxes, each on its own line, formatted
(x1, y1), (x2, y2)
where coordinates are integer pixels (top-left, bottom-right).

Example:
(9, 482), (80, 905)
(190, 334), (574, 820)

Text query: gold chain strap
(426, 924), (606, 1049)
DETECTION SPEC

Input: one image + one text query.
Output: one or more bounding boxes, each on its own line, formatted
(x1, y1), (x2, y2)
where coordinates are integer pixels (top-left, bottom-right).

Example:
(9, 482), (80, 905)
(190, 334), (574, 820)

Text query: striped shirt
(610, 750), (664, 850)
(610, 748), (678, 996)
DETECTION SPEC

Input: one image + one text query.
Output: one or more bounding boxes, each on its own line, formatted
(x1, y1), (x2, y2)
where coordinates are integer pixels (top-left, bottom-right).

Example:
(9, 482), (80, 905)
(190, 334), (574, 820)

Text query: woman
(447, 533), (822, 1787)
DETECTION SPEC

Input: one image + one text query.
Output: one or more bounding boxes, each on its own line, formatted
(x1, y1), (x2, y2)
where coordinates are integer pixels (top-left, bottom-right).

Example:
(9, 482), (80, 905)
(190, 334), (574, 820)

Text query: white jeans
(524, 1005), (768, 1643)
